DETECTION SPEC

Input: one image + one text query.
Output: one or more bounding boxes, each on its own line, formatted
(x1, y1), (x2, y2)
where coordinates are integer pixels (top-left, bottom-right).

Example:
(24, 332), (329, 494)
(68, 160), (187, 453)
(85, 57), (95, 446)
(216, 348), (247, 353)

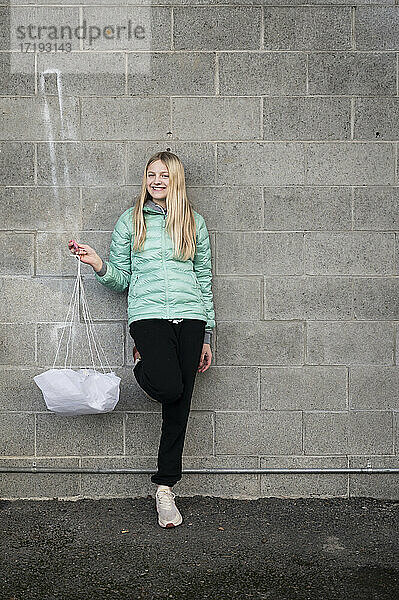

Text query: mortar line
(215, 52), (219, 96)
(125, 51), (128, 96)
(351, 6), (356, 51)
(260, 4), (264, 51)
(170, 7), (174, 51)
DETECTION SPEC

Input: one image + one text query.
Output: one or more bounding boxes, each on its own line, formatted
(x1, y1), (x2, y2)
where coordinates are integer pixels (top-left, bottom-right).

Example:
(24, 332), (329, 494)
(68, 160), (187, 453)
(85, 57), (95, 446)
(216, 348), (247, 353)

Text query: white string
(65, 256), (81, 369)
(52, 254), (80, 369)
(52, 253), (114, 373)
(80, 281), (112, 374)
(79, 287), (101, 371)
(76, 258), (97, 371)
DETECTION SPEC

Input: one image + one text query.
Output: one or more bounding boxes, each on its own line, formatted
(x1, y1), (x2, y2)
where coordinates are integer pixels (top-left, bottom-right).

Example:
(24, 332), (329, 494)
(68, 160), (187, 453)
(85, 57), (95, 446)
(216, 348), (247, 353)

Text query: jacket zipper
(160, 207), (170, 318)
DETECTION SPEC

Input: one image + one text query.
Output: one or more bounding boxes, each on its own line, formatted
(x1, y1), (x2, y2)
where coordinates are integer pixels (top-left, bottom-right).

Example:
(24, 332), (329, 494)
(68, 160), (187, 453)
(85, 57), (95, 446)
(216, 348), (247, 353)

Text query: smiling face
(146, 160), (169, 205)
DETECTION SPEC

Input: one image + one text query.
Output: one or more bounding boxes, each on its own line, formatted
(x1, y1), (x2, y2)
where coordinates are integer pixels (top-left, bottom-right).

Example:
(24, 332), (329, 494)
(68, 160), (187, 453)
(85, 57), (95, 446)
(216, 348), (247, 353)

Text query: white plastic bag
(34, 254), (121, 415)
(34, 368), (121, 415)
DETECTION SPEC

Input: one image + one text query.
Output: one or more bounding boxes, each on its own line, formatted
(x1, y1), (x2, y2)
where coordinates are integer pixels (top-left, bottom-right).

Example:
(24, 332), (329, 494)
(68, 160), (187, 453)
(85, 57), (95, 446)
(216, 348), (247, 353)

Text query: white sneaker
(155, 485), (183, 528)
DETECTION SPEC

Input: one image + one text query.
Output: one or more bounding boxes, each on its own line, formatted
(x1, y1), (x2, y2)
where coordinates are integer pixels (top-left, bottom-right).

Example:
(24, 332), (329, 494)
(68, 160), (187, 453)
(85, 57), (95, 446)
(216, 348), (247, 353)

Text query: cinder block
(349, 456), (399, 500)
(219, 51), (305, 96)
(127, 52), (215, 96)
(217, 232), (303, 275)
(0, 142), (34, 185)
(308, 52), (396, 96)
(172, 97), (260, 140)
(173, 6), (261, 50)
(261, 366), (347, 411)
(81, 186), (139, 231)
(0, 278), (75, 323)
(353, 187), (399, 230)
(179, 455), (260, 499)
(264, 276), (353, 320)
(349, 366), (399, 410)
(349, 410), (393, 454)
(215, 411), (302, 455)
(38, 52), (125, 96)
(11, 5), (80, 52)
(0, 413), (35, 457)
(0, 49), (35, 96)
(129, 5), (171, 50)
(81, 6), (129, 51)
(264, 186), (352, 231)
(192, 365), (259, 411)
(81, 97), (170, 140)
(263, 6), (351, 51)
(0, 97), (79, 141)
(0, 368), (46, 411)
(304, 410), (393, 455)
(213, 276), (261, 321)
(189, 187), (263, 231)
(217, 142), (305, 185)
(0, 458), (80, 500)
(260, 456), (348, 499)
(355, 6), (399, 51)
(216, 321), (304, 366)
(37, 322), (125, 368)
(305, 232), (395, 275)
(126, 141), (216, 185)
(304, 411), (348, 455)
(36, 231), (113, 276)
(37, 142), (125, 186)
(263, 96), (350, 140)
(353, 277), (399, 320)
(2, 0), (398, 500)
(77, 279), (128, 321)
(354, 98), (399, 140)
(305, 142), (395, 185)
(0, 6), (10, 51)
(0, 324), (35, 366)
(80, 456), (156, 498)
(82, 5), (171, 51)
(0, 187), (81, 231)
(0, 233), (34, 275)
(36, 413), (124, 456)
(307, 321), (394, 365)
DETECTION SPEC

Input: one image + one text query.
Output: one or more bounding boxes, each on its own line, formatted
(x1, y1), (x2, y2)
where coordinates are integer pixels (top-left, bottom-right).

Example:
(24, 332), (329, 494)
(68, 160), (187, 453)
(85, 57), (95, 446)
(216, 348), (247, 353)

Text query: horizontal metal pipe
(0, 467), (398, 474)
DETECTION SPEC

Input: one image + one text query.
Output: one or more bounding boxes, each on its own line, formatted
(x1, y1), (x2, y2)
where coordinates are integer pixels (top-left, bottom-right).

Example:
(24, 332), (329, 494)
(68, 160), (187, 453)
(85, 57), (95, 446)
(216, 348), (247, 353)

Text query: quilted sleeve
(193, 215), (216, 330)
(93, 211), (132, 292)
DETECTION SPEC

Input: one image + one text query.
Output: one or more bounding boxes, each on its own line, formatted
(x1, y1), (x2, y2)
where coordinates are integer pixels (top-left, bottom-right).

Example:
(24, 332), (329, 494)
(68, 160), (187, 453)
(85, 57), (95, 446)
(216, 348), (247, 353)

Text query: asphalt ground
(0, 495), (398, 600)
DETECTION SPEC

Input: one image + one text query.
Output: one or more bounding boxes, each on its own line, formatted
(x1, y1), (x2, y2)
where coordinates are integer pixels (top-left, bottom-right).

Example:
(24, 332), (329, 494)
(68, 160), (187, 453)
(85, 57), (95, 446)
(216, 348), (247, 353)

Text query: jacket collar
(143, 197), (167, 215)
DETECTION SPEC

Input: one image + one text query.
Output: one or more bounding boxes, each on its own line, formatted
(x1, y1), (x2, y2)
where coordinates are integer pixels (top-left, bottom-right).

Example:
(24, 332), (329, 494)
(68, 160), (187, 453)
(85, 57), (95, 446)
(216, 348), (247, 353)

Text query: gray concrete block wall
(0, 0), (398, 501)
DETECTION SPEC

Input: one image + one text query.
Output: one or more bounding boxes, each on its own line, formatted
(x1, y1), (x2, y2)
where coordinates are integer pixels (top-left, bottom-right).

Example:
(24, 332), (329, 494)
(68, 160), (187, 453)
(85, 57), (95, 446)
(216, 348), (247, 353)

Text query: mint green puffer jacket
(93, 200), (216, 334)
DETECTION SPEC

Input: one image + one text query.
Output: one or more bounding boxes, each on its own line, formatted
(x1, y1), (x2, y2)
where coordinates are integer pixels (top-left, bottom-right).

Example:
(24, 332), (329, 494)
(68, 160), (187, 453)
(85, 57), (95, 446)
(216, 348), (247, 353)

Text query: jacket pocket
(190, 270), (200, 289)
(190, 271), (204, 303)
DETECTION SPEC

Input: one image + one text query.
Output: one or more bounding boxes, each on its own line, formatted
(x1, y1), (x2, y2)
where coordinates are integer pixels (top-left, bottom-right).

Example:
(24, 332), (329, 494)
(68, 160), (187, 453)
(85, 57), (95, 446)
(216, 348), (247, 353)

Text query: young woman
(68, 151), (215, 529)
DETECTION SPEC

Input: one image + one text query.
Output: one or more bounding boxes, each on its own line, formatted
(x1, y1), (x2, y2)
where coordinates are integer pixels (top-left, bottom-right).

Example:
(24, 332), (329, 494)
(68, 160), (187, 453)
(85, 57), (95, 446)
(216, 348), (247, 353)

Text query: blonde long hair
(132, 151), (197, 261)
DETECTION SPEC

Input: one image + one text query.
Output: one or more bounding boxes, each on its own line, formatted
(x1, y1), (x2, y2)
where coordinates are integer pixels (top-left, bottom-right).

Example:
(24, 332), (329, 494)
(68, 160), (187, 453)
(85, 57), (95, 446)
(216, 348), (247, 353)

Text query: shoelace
(156, 488), (176, 508)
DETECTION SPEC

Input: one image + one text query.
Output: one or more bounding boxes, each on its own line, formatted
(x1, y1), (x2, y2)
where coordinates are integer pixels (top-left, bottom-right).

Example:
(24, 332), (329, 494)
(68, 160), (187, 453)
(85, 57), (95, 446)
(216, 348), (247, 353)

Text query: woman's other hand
(67, 240), (103, 272)
(198, 343), (212, 373)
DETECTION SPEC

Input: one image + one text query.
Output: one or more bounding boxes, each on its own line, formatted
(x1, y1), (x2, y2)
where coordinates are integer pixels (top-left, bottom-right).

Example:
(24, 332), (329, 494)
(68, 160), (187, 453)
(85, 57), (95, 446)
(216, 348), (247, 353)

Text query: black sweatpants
(129, 318), (206, 487)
